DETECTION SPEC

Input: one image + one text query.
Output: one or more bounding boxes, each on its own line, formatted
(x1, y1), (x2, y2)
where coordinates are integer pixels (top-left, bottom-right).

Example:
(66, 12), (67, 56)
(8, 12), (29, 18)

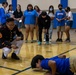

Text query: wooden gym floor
(0, 29), (76, 75)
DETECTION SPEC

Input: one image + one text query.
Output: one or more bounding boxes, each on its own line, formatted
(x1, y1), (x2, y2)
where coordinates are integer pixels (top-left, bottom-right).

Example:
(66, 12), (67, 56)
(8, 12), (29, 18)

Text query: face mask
(65, 9), (68, 12)
(59, 8), (62, 10)
(50, 8), (53, 11)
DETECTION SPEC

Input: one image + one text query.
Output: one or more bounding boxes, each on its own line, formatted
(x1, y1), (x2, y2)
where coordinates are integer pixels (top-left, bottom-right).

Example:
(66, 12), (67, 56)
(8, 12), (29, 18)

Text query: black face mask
(65, 9), (68, 12)
(59, 8), (62, 10)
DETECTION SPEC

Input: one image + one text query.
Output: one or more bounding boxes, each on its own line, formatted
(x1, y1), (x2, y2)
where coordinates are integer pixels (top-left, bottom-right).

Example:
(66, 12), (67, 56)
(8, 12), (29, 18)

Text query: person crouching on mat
(31, 54), (76, 75)
(38, 11), (50, 45)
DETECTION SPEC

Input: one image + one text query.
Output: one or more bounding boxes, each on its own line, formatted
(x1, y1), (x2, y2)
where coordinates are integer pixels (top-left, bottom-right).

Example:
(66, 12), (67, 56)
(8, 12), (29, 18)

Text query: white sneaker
(49, 41), (52, 44)
(49, 39), (52, 42)
(43, 39), (46, 42)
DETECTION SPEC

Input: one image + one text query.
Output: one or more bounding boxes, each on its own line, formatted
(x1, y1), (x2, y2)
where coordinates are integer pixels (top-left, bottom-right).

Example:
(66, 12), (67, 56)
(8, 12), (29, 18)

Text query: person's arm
(35, 10), (38, 25)
(1, 8), (10, 18)
(16, 26), (24, 40)
(48, 60), (56, 75)
(67, 12), (72, 20)
(61, 11), (66, 21)
(58, 55), (66, 58)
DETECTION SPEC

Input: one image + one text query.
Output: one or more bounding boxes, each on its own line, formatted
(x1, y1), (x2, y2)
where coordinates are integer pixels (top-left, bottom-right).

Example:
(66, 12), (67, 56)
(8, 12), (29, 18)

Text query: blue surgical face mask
(50, 8), (53, 11)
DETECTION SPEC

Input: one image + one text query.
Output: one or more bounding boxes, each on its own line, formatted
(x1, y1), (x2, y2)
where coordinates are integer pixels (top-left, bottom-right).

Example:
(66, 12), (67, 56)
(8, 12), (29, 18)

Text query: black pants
(39, 27), (49, 42)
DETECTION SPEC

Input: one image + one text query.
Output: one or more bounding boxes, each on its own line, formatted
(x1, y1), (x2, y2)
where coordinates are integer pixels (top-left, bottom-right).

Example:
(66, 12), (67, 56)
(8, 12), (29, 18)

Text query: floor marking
(12, 66), (31, 75)
(0, 66), (20, 71)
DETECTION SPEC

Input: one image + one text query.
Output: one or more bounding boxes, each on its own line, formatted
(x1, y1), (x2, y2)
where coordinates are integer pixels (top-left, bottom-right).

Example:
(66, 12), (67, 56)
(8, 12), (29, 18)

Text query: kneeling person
(0, 18), (23, 60)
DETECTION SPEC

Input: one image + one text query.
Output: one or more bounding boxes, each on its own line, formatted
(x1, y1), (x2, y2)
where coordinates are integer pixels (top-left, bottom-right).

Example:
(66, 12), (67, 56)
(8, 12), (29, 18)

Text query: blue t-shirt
(41, 56), (72, 74)
(24, 10), (38, 25)
(0, 8), (10, 24)
(55, 10), (66, 26)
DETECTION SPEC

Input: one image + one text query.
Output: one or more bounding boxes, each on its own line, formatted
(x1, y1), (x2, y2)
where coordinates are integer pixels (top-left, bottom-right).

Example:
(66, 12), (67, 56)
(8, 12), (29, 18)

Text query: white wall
(18, 0), (60, 11)
(0, 0), (76, 11)
(68, 0), (76, 9)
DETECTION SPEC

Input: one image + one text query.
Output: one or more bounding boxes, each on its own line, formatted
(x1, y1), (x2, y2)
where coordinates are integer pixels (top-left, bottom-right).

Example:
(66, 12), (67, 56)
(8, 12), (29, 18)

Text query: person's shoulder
(0, 26), (7, 31)
(69, 11), (72, 14)
(33, 10), (37, 12)
(56, 10), (60, 12)
(24, 10), (27, 13)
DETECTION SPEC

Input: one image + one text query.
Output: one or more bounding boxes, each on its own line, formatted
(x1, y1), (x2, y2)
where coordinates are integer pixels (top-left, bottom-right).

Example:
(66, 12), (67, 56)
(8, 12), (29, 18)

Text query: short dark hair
(41, 11), (47, 16)
(6, 18), (14, 22)
(31, 55), (44, 68)
(58, 4), (63, 7)
(27, 4), (33, 11)
(2, 2), (8, 6)
(67, 7), (70, 11)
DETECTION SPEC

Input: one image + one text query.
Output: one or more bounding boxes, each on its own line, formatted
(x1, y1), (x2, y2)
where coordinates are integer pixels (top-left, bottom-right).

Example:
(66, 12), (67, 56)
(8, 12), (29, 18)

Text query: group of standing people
(0, 1), (74, 62)
(0, 2), (73, 56)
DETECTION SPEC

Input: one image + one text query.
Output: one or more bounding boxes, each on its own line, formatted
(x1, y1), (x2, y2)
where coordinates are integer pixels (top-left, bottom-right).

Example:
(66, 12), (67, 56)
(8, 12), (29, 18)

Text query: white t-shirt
(66, 11), (73, 21)
(48, 13), (54, 17)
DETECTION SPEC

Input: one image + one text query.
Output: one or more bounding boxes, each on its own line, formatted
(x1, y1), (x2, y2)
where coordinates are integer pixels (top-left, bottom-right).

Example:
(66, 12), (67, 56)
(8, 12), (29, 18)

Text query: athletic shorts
(57, 26), (65, 32)
(66, 21), (73, 28)
(69, 56), (76, 72)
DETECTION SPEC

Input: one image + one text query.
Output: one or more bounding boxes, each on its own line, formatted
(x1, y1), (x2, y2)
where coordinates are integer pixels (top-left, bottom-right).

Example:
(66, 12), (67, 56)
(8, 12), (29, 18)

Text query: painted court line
(12, 66), (31, 75)
(12, 47), (76, 75)
(0, 66), (20, 71)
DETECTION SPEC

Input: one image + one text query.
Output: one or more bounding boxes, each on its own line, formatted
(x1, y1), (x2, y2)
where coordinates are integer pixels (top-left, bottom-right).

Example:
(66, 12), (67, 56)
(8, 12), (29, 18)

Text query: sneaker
(56, 38), (60, 42)
(30, 40), (33, 43)
(65, 38), (70, 42)
(45, 41), (49, 45)
(49, 41), (52, 44)
(59, 39), (63, 42)
(2, 53), (7, 59)
(11, 53), (20, 60)
(25, 40), (28, 43)
(43, 39), (46, 42)
(49, 39), (52, 42)
(38, 41), (42, 45)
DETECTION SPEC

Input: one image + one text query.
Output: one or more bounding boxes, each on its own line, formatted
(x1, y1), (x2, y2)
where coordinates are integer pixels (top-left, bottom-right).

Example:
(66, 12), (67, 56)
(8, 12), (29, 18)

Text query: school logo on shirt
(45, 20), (48, 22)
(0, 33), (2, 38)
(57, 13), (64, 16)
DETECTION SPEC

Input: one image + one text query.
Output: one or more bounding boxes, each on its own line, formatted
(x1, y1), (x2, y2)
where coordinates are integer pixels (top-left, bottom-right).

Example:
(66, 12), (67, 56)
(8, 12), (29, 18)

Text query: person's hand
(57, 19), (61, 22)
(11, 45), (18, 49)
(16, 18), (20, 21)
(58, 55), (66, 58)
(16, 37), (21, 41)
(43, 29), (47, 33)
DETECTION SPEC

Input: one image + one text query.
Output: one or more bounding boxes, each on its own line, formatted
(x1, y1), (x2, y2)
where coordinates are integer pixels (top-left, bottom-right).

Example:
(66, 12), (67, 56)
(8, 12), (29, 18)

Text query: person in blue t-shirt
(55, 4), (66, 42)
(31, 54), (76, 75)
(0, 2), (10, 27)
(24, 4), (38, 43)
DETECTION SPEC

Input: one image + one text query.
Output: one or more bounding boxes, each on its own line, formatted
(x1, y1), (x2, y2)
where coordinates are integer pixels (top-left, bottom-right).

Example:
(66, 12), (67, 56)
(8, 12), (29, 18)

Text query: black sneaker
(11, 53), (20, 60)
(65, 38), (70, 42)
(56, 38), (60, 42)
(59, 39), (63, 42)
(2, 53), (7, 59)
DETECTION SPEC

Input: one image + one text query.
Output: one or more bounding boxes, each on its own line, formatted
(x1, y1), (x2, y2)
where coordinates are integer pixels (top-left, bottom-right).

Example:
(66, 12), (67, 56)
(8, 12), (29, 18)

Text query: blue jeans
(14, 20), (22, 28)
(44, 21), (54, 40)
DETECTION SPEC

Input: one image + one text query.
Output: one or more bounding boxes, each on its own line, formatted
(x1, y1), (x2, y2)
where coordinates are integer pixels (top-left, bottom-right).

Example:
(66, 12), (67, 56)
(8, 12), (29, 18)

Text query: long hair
(34, 5), (40, 13)
(8, 4), (12, 11)
(48, 5), (54, 14)
(16, 4), (22, 12)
